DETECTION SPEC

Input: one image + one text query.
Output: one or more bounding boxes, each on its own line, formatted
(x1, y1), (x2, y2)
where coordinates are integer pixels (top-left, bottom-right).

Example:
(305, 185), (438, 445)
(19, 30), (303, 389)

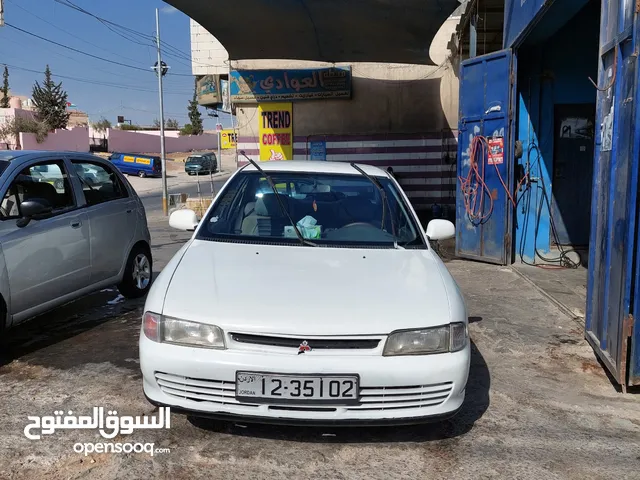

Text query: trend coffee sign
(258, 102), (293, 161)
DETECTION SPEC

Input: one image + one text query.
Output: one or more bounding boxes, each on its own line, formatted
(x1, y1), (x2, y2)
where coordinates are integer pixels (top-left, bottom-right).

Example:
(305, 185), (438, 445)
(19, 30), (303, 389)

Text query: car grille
(346, 382), (453, 411)
(156, 373), (452, 412)
(230, 333), (381, 350)
(155, 372), (259, 407)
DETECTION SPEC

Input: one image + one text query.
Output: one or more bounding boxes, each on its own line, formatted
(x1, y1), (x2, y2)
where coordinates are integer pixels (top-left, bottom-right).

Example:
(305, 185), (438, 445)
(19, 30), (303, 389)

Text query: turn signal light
(143, 311), (160, 342)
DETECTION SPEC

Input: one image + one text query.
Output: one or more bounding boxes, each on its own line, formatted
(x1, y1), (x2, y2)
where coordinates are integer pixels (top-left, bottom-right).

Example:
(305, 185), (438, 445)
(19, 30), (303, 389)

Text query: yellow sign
(258, 102), (293, 161)
(123, 155), (135, 163)
(221, 130), (237, 149)
(136, 157), (151, 165)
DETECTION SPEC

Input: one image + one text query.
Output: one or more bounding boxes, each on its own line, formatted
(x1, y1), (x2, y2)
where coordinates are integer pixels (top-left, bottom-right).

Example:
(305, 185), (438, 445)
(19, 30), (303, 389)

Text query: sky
(0, 0), (232, 129)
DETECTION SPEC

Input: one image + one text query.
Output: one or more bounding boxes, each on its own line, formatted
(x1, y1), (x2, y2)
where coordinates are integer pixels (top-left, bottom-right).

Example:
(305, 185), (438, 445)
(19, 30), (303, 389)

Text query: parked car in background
(0, 150), (153, 334)
(109, 152), (162, 178)
(185, 152), (217, 176)
(140, 160), (468, 425)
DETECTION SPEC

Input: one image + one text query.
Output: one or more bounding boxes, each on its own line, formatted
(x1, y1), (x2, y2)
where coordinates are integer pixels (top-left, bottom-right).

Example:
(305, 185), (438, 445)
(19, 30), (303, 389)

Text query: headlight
(383, 323), (468, 356)
(143, 312), (225, 349)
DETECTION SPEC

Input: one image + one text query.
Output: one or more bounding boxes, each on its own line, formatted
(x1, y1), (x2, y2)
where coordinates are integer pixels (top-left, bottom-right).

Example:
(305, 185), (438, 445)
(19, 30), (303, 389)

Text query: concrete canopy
(167, 0), (462, 65)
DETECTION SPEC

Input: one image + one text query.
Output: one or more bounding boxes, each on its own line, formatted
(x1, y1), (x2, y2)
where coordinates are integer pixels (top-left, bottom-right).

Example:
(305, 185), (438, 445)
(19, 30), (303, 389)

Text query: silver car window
(71, 161), (128, 206)
(0, 160), (76, 220)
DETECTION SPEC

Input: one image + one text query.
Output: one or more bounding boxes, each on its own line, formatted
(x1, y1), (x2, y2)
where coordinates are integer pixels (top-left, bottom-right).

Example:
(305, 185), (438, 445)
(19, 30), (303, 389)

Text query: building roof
(167, 0), (462, 65)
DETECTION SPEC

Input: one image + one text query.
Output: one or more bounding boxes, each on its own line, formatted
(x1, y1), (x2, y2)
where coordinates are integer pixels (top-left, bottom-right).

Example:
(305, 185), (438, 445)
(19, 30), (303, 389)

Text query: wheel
(54, 179), (64, 189)
(117, 245), (152, 299)
(138, 171), (147, 178)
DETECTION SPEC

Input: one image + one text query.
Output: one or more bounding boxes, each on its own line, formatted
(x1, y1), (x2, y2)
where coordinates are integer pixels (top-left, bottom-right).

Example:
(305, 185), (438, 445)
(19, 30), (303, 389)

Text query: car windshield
(186, 156), (204, 165)
(196, 170), (425, 248)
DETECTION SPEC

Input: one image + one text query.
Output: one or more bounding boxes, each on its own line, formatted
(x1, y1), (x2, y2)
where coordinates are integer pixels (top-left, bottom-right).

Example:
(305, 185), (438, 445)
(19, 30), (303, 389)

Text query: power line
(1, 33), (156, 86)
(5, 20), (196, 77)
(0, 62), (192, 96)
(5, 0), (142, 64)
(52, 0), (228, 72)
(53, 0), (201, 64)
(5, 22), (152, 72)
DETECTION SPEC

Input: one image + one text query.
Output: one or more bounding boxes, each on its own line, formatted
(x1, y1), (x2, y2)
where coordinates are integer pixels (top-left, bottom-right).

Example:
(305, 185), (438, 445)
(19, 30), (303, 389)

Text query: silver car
(0, 150), (152, 332)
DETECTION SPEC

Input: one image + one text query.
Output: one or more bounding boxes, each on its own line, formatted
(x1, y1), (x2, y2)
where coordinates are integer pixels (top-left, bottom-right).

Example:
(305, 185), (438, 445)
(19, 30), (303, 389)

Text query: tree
(92, 117), (112, 136)
(153, 118), (161, 128)
(31, 65), (70, 129)
(188, 78), (203, 135)
(0, 66), (9, 108)
(179, 123), (194, 136)
(0, 116), (50, 144)
(166, 118), (179, 130)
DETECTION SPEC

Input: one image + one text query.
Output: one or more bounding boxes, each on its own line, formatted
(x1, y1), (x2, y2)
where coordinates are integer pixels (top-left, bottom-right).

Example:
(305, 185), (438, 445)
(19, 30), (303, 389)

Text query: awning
(166, 0), (462, 65)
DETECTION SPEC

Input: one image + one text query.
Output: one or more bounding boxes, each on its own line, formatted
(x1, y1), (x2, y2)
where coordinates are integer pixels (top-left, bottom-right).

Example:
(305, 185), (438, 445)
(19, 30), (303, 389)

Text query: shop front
(456, 0), (640, 389)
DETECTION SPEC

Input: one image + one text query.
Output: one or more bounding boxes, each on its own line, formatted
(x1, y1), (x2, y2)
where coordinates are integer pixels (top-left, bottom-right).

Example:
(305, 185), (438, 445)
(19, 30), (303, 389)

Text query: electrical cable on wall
(515, 143), (581, 269)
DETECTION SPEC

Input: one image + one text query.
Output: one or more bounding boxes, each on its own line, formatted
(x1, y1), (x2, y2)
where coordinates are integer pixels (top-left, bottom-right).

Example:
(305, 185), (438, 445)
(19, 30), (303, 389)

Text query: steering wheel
(341, 222), (376, 229)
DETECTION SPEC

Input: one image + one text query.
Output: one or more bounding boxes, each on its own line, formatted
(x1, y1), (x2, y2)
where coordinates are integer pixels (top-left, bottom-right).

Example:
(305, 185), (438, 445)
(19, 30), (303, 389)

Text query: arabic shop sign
(230, 67), (352, 103)
(197, 75), (220, 106)
(258, 102), (293, 161)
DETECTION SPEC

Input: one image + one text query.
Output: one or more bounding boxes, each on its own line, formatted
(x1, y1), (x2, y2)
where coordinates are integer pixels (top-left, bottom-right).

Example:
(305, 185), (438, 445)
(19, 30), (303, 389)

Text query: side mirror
(169, 209), (199, 232)
(17, 198), (53, 228)
(425, 219), (455, 241)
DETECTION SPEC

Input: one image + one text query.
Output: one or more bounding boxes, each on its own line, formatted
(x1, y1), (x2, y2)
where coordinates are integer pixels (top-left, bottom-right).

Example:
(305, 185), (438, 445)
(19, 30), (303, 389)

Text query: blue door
(456, 49), (517, 265)
(586, 6), (639, 390)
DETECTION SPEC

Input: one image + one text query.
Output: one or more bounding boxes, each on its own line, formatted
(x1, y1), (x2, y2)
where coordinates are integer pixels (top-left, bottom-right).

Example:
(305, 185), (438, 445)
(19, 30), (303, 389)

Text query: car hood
(162, 240), (453, 336)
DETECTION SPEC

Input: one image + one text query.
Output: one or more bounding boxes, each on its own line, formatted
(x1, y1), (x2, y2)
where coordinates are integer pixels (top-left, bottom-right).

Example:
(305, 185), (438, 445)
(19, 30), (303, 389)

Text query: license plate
(236, 372), (359, 404)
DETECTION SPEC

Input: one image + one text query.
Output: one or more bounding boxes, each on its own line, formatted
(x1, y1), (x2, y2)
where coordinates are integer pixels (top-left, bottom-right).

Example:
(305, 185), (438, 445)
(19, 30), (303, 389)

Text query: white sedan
(139, 160), (469, 425)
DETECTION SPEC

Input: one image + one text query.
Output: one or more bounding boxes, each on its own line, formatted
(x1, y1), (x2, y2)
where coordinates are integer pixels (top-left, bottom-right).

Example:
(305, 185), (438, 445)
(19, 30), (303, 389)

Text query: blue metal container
(586, 0), (640, 389)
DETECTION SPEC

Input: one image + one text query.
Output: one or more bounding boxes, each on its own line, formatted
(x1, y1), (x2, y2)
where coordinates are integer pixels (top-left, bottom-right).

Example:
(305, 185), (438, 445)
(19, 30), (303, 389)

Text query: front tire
(118, 245), (152, 299)
(138, 171), (147, 178)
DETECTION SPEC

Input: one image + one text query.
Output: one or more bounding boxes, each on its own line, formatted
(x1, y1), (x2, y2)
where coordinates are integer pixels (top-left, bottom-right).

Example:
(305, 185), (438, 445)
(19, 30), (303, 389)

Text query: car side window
(0, 160), (76, 220)
(71, 161), (128, 206)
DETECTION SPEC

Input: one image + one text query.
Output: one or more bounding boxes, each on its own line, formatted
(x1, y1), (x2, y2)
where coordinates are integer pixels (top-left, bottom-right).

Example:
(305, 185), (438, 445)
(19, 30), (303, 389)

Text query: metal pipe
(470, 10), (477, 58)
(156, 8), (168, 216)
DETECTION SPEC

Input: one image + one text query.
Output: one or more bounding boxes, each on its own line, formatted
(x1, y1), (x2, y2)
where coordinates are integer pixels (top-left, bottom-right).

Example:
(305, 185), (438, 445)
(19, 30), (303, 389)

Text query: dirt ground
(0, 248), (638, 479)
(0, 163), (638, 479)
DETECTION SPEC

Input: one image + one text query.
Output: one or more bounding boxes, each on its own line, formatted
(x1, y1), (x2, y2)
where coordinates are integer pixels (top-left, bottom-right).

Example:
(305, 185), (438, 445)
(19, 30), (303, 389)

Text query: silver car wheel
(132, 253), (151, 290)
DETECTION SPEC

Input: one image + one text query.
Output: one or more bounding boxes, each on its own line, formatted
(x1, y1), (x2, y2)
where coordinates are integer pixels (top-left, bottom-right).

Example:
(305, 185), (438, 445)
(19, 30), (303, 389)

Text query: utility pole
(154, 8), (168, 216)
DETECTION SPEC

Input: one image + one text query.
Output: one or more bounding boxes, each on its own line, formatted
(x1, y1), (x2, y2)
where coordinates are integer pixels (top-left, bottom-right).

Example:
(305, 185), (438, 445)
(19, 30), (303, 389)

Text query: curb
(509, 266), (584, 326)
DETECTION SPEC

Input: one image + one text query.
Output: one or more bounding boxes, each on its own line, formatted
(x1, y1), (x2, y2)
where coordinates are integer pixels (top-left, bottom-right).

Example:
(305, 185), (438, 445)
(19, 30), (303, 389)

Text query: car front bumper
(140, 335), (470, 424)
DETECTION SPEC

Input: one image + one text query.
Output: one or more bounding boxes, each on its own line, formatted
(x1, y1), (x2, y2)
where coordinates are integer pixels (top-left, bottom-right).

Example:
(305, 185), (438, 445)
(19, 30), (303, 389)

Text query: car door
(0, 158), (91, 321)
(70, 158), (137, 283)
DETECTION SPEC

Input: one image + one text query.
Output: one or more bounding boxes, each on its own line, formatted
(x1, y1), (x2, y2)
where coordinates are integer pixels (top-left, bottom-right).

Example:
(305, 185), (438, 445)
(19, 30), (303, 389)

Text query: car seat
(241, 194), (290, 236)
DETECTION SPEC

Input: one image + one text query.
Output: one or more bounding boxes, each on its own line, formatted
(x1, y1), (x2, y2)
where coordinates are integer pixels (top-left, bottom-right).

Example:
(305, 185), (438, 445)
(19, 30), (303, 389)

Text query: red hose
(458, 135), (515, 222)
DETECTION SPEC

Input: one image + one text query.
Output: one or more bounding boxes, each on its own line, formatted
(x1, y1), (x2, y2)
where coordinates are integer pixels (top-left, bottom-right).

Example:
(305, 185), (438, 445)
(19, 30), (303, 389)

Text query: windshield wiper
(350, 163), (399, 249)
(240, 152), (317, 247)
